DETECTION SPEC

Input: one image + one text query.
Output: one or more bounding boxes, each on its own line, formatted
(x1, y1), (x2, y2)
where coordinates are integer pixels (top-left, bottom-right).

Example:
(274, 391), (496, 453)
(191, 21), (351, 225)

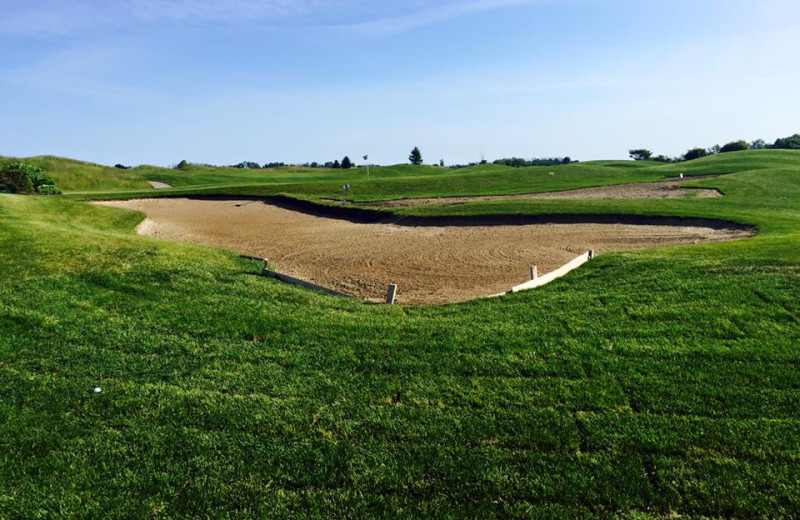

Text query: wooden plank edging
(508, 250), (593, 294)
(261, 270), (354, 298)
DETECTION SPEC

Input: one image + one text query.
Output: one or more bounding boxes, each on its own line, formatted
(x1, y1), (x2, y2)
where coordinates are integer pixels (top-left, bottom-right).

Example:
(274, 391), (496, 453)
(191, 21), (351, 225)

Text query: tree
(719, 140), (749, 153)
(652, 155), (676, 163)
(233, 161), (261, 169)
(175, 160), (190, 170)
(773, 134), (800, 149)
(439, 159), (445, 167)
(562, 157), (572, 165)
(707, 144), (721, 155)
(629, 149), (652, 161)
(409, 147), (423, 165)
(682, 148), (709, 161)
(341, 156), (353, 169)
(332, 160), (341, 169)
(750, 139), (767, 150)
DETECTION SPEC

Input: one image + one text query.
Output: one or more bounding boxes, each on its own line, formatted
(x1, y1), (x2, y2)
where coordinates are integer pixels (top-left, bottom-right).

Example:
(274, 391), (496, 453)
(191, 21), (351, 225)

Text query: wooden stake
(386, 284), (398, 305)
(530, 266), (538, 280)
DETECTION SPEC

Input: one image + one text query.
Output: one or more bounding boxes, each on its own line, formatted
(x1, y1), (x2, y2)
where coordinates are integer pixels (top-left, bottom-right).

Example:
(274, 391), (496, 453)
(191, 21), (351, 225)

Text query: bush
(0, 162), (60, 195)
(720, 140), (749, 153)
(652, 155), (677, 163)
(36, 184), (61, 195)
(233, 161), (261, 169)
(0, 163), (34, 193)
(682, 148), (709, 161)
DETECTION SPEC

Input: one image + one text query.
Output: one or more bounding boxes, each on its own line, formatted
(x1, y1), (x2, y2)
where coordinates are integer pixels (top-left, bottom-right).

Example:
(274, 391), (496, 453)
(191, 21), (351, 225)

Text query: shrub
(36, 184), (61, 195)
(233, 161), (261, 169)
(720, 140), (749, 153)
(682, 148), (709, 161)
(0, 162), (35, 194)
(0, 162), (60, 195)
(652, 155), (677, 163)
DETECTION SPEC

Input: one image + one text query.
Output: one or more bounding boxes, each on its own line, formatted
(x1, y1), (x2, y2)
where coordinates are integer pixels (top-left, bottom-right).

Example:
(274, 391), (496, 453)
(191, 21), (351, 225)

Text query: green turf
(1, 150), (799, 518)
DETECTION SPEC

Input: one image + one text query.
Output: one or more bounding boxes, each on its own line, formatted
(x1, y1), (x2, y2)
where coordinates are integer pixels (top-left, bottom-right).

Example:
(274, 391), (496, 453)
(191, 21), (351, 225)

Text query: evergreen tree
(409, 147), (423, 165)
(341, 156), (353, 169)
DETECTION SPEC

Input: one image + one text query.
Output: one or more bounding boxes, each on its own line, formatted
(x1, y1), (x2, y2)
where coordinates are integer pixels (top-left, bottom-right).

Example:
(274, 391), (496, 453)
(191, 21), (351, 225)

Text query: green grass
(1, 150), (799, 518)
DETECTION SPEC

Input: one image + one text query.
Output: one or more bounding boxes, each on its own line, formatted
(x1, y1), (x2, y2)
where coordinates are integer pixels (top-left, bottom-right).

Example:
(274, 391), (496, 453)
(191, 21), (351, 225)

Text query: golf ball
(93, 387), (102, 394)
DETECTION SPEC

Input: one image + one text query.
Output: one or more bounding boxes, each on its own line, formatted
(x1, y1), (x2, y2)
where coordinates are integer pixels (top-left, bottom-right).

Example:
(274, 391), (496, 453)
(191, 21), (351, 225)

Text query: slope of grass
(1, 150), (799, 518)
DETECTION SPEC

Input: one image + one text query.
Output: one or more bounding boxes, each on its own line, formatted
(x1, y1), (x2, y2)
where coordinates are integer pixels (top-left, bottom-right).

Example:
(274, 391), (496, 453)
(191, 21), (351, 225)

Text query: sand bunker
(346, 178), (722, 208)
(96, 198), (750, 304)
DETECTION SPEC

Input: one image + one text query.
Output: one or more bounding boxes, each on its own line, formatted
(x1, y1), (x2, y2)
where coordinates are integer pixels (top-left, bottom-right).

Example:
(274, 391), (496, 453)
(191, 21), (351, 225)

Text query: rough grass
(1, 150), (799, 518)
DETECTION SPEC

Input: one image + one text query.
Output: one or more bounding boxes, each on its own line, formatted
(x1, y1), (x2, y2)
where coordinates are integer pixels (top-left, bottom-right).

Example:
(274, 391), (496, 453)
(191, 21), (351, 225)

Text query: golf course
(1, 150), (799, 518)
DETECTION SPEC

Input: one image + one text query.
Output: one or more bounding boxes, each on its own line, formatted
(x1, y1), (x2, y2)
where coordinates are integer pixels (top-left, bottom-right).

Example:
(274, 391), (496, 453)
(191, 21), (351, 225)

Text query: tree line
(168, 133), (800, 172)
(630, 133), (800, 162)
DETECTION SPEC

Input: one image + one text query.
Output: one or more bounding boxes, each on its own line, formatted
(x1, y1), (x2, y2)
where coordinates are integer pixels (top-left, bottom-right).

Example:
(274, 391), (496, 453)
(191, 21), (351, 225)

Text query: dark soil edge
(249, 195), (755, 233)
(99, 194), (755, 234)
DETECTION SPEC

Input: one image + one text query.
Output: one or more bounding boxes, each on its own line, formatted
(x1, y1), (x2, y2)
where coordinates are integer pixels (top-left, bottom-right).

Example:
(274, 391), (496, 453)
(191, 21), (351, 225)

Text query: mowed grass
(1, 150), (799, 518)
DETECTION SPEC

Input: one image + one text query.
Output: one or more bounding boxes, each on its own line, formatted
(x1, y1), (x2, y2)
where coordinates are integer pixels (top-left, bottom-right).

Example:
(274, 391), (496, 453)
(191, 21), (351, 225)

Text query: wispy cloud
(0, 0), (342, 35)
(340, 0), (546, 34)
(0, 43), (158, 104)
(0, 0), (544, 36)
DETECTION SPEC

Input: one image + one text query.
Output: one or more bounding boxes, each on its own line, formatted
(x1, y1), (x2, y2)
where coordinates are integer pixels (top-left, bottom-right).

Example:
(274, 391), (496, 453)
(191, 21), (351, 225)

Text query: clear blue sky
(1, 0), (799, 166)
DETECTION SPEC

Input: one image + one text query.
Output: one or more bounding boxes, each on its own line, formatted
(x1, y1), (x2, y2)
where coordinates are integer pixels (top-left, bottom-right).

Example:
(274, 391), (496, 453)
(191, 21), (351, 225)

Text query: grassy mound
(1, 150), (799, 517)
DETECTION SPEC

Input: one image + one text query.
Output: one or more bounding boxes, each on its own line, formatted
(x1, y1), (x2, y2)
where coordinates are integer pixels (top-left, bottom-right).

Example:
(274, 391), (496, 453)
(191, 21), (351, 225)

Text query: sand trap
(344, 178), (722, 208)
(148, 181), (172, 189)
(96, 198), (750, 304)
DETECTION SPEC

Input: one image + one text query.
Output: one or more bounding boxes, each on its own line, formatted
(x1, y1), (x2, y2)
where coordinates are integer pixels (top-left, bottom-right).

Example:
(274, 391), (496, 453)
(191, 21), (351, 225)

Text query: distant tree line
(492, 157), (574, 167)
(165, 133), (800, 173)
(630, 133), (800, 163)
(227, 157), (357, 170)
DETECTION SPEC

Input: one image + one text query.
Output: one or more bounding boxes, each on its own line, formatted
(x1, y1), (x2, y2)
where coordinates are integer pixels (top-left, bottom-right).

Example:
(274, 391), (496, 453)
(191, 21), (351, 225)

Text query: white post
(588, 250), (595, 259)
(386, 284), (398, 305)
(530, 266), (538, 280)
(262, 258), (270, 275)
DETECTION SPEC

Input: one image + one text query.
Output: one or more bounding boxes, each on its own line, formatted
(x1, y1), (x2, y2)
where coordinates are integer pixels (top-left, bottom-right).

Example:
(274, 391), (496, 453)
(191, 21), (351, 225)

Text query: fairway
(96, 197), (749, 304)
(344, 176), (723, 207)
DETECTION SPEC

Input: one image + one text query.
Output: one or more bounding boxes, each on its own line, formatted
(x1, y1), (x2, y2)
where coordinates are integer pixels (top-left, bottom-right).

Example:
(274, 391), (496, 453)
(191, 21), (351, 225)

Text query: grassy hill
(1, 150), (799, 518)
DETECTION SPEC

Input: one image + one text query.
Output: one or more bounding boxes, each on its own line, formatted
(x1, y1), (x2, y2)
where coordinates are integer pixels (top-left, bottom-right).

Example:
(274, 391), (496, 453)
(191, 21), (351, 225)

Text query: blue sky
(1, 0), (799, 166)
